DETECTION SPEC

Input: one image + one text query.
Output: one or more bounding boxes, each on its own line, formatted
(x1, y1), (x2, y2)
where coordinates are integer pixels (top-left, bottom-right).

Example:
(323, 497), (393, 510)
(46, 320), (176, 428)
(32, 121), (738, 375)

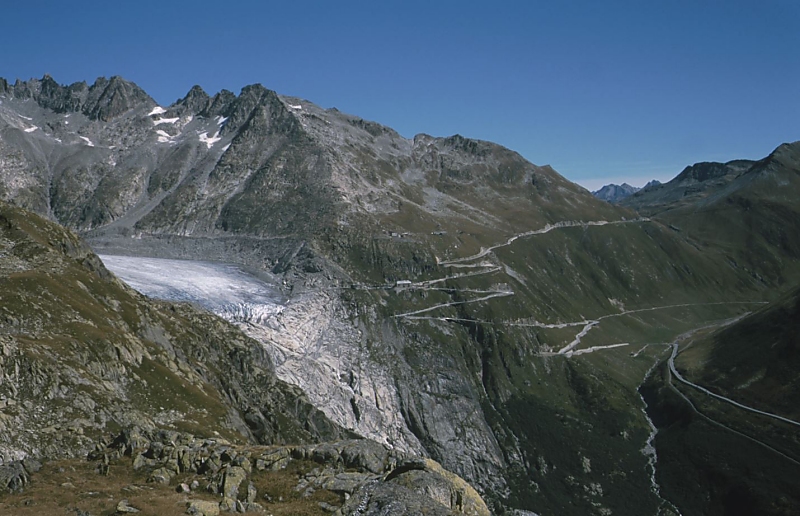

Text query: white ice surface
(147, 106), (167, 116)
(24, 126), (38, 133)
(79, 136), (94, 146)
(156, 130), (175, 143)
(99, 255), (284, 324)
(153, 117), (179, 125)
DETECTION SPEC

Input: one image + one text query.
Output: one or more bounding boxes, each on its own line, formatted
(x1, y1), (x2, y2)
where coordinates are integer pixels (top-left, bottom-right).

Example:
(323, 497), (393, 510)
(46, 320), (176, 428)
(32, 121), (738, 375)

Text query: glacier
(98, 255), (285, 325)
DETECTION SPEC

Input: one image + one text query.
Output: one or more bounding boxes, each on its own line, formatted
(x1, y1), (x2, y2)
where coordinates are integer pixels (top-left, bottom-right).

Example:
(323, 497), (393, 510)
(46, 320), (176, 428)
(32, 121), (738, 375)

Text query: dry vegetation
(0, 457), (341, 516)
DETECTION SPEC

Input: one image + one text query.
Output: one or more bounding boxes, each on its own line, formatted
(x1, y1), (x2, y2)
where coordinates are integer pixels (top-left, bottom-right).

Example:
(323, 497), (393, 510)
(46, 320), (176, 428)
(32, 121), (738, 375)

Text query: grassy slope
(0, 456), (340, 516)
(639, 287), (800, 516)
(330, 142), (800, 513)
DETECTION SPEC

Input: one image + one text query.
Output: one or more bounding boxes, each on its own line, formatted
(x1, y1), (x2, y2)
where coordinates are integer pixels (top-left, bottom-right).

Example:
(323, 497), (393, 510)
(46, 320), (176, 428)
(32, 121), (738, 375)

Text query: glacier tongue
(98, 254), (426, 455)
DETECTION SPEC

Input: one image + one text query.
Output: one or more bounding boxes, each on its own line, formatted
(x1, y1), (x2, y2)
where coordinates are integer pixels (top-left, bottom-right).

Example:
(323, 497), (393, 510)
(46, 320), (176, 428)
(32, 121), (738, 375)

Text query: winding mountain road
(438, 218), (650, 266)
(666, 361), (800, 467)
(668, 342), (800, 428)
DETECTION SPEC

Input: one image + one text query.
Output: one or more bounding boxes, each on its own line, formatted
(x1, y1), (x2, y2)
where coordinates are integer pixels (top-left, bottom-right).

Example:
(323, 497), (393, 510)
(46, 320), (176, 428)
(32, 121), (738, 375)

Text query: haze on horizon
(2, 0), (797, 190)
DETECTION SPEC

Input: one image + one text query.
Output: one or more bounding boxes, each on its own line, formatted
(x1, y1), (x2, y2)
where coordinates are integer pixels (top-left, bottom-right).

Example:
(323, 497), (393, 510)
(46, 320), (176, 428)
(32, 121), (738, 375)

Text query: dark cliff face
(1, 75), (800, 514)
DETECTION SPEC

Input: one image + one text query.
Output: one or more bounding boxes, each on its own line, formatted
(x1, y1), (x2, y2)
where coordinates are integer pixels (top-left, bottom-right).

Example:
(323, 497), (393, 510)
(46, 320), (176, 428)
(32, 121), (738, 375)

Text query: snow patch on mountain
(199, 131), (221, 148)
(153, 117), (179, 125)
(156, 130), (176, 143)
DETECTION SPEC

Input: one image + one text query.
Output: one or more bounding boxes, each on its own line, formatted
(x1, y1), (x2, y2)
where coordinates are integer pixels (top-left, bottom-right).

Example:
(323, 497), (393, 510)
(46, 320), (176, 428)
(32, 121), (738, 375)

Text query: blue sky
(3, 1), (798, 190)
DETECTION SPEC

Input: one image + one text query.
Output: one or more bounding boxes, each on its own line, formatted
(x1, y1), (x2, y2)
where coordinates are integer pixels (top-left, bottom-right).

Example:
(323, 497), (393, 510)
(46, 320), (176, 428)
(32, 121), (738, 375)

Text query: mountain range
(1, 75), (799, 515)
(591, 180), (661, 202)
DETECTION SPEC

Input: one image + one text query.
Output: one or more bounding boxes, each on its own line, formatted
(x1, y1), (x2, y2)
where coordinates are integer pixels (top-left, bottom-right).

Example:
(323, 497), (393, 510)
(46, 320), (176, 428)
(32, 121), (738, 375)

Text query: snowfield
(99, 255), (285, 324)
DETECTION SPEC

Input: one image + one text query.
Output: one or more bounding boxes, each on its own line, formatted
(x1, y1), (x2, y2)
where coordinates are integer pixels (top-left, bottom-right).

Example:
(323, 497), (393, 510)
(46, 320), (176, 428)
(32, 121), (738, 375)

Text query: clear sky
(2, 0), (798, 190)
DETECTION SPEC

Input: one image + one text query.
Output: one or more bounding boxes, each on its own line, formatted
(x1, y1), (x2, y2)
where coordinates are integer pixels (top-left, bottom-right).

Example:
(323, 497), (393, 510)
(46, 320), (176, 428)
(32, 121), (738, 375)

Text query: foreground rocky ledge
(0, 428), (490, 516)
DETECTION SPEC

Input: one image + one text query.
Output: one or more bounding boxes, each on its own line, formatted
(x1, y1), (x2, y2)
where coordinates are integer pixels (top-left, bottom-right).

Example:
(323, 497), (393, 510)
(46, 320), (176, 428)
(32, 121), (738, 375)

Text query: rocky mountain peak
(0, 74), (154, 121)
(757, 140), (800, 174)
(674, 161), (735, 184)
(225, 84), (296, 135)
(592, 182), (640, 202)
(83, 75), (154, 121)
(178, 84), (211, 113)
(206, 88), (237, 117)
(37, 74), (89, 113)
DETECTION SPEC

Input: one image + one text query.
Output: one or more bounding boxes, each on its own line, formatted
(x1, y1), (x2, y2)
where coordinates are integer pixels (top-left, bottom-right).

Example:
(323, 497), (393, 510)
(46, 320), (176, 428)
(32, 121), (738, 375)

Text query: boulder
(186, 500), (220, 516)
(116, 499), (141, 513)
(0, 461), (29, 492)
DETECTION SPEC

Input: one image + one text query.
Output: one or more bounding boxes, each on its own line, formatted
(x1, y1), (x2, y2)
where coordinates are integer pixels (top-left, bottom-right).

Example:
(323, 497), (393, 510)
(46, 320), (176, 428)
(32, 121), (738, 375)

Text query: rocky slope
(0, 200), (489, 515)
(2, 75), (799, 514)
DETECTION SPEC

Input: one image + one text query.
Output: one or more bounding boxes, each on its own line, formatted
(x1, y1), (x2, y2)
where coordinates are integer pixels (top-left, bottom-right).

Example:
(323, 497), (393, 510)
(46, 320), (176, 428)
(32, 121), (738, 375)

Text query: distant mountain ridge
(0, 74), (153, 122)
(592, 182), (639, 201)
(592, 179), (660, 202)
(620, 159), (755, 215)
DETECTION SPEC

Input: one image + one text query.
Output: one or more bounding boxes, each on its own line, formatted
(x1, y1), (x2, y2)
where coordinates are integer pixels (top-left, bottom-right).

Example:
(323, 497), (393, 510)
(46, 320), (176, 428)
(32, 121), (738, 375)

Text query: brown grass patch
(0, 457), (343, 516)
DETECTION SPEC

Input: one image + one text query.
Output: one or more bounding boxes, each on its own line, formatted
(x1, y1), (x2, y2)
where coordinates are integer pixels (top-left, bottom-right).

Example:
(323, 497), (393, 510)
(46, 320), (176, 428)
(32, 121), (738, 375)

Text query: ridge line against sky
(2, 0), (798, 190)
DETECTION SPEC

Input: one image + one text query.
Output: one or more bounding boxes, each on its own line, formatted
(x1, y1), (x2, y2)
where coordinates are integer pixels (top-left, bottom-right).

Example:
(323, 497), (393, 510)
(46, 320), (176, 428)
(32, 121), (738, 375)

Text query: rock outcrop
(82, 428), (491, 516)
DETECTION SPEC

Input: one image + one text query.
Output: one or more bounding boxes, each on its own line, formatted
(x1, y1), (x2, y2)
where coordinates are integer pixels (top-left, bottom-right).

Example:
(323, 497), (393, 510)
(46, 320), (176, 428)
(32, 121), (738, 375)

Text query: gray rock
(246, 481), (257, 503)
(21, 458), (42, 473)
(115, 499), (140, 513)
(186, 500), (220, 516)
(221, 465), (247, 500)
(147, 467), (174, 484)
(0, 461), (29, 492)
